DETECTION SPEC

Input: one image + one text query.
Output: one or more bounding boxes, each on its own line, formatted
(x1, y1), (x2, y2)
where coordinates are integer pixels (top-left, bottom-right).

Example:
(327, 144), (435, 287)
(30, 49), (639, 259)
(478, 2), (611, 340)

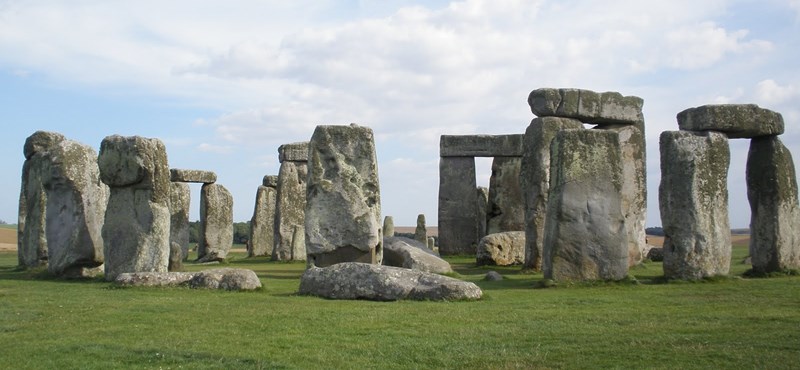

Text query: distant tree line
(188, 221), (251, 245)
(646, 227), (749, 236)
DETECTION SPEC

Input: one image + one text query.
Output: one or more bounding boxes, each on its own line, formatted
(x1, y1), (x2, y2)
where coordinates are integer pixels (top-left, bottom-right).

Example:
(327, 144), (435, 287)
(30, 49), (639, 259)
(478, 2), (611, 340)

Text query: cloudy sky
(1, 0), (798, 228)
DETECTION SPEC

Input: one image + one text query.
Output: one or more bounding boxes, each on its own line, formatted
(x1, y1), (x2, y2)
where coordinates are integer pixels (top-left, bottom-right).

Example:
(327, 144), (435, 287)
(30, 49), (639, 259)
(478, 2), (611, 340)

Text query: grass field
(0, 243), (798, 369)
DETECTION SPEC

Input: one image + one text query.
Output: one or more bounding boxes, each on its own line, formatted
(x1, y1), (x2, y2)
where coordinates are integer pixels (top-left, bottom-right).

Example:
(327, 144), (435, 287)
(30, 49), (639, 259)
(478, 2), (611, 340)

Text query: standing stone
(438, 157), (478, 255)
(99, 135), (170, 281)
(169, 182), (191, 269)
(414, 214), (427, 244)
(249, 177), (278, 257)
(746, 136), (800, 273)
(520, 117), (584, 271)
(273, 142), (308, 261)
(427, 236), (436, 250)
(476, 186), (489, 240)
(198, 183), (233, 262)
(659, 131), (731, 280)
(486, 157), (525, 235)
(383, 216), (395, 238)
(305, 124), (382, 267)
(542, 130), (628, 281)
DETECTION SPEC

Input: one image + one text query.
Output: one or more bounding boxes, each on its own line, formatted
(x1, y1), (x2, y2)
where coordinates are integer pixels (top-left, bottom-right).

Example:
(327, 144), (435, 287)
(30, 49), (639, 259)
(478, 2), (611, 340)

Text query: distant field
(0, 228), (15, 251)
(647, 234), (751, 247)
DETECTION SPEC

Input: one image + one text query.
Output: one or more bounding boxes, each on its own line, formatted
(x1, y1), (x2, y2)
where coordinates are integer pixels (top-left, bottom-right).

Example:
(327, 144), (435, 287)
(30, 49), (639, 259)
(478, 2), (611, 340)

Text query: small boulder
(647, 247), (664, 262)
(383, 236), (452, 274)
(477, 231), (525, 266)
(188, 268), (262, 291)
(484, 271), (503, 281)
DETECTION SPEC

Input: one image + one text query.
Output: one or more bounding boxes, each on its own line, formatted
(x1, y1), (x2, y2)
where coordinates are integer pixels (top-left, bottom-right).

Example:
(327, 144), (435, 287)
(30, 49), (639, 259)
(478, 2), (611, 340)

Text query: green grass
(0, 244), (798, 369)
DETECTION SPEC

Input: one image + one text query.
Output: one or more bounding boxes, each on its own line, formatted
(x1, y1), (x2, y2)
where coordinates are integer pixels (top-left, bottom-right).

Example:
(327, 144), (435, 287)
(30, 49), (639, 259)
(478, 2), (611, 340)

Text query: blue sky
(1, 0), (799, 228)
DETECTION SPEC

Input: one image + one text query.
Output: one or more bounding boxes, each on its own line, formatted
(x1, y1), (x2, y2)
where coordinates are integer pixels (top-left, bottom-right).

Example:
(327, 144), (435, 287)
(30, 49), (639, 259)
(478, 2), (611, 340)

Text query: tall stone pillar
(438, 157), (478, 255)
(169, 182), (190, 270)
(486, 157), (524, 235)
(198, 183), (233, 262)
(414, 214), (427, 244)
(249, 175), (278, 257)
(273, 142), (309, 261)
(476, 186), (489, 241)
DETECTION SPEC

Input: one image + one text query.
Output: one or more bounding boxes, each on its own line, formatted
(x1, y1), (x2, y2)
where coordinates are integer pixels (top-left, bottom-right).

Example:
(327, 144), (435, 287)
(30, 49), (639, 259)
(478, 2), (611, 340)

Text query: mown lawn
(0, 244), (798, 369)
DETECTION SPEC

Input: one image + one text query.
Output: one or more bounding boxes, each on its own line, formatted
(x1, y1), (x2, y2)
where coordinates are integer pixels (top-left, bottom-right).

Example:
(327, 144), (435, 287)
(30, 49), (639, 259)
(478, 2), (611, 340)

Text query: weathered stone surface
(677, 104), (784, 138)
(477, 231), (526, 266)
(646, 247), (664, 262)
(440, 135), (524, 157)
(543, 130), (629, 281)
(305, 124), (382, 267)
(262, 175), (279, 188)
(169, 242), (183, 272)
(114, 268), (262, 291)
(114, 271), (194, 287)
(18, 131), (108, 276)
(383, 216), (395, 238)
(528, 88), (644, 125)
(659, 131), (731, 279)
(100, 135), (170, 281)
(169, 182), (190, 265)
(476, 186), (489, 240)
(486, 157), (525, 235)
(484, 271), (503, 281)
(520, 117), (584, 271)
(427, 236), (436, 250)
(169, 169), (217, 184)
(198, 183), (233, 262)
(414, 214), (427, 244)
(746, 136), (800, 273)
(298, 262), (482, 301)
(248, 185), (277, 257)
(273, 160), (307, 261)
(383, 236), (452, 274)
(438, 157), (479, 255)
(278, 141), (309, 162)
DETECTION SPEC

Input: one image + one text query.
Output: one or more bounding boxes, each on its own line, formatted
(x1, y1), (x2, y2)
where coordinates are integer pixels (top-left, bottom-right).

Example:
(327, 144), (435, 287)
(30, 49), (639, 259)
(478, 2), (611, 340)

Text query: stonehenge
(486, 157), (524, 235)
(198, 183), (233, 262)
(248, 175), (278, 257)
(273, 142), (309, 261)
(169, 182), (190, 271)
(414, 214), (427, 244)
(476, 231), (525, 266)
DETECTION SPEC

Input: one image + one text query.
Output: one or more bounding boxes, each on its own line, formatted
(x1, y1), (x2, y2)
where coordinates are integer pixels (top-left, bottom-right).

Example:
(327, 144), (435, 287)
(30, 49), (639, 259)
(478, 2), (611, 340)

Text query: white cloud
(756, 79), (798, 105)
(664, 22), (772, 70)
(197, 143), (232, 154)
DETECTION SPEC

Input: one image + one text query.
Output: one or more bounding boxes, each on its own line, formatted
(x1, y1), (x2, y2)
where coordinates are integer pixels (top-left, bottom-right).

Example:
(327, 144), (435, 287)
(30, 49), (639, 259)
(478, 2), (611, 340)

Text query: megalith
(677, 104), (784, 138)
(486, 157), (524, 235)
(18, 131), (108, 277)
(476, 186), (489, 240)
(273, 142), (308, 261)
(746, 136), (800, 273)
(383, 216), (395, 238)
(249, 175), (278, 257)
(198, 183), (233, 262)
(542, 130), (628, 281)
(305, 124), (382, 267)
(169, 182), (191, 270)
(414, 214), (427, 244)
(99, 135), (170, 281)
(477, 231), (525, 266)
(659, 131), (731, 280)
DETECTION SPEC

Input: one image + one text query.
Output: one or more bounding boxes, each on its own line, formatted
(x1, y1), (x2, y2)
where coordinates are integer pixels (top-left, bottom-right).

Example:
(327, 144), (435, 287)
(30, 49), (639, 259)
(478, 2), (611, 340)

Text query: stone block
(677, 104), (784, 138)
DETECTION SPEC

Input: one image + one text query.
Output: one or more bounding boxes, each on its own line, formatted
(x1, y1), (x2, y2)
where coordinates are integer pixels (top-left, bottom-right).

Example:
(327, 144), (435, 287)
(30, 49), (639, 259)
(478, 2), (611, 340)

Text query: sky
(1, 0), (799, 228)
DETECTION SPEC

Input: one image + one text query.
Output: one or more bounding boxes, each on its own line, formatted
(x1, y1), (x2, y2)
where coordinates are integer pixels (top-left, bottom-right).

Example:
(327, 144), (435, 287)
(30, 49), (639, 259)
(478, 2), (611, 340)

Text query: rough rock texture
(383, 216), (395, 238)
(383, 236), (452, 274)
(477, 231), (526, 266)
(414, 214), (427, 244)
(659, 131), (731, 279)
(169, 169), (217, 184)
(746, 136), (800, 273)
(305, 124), (382, 267)
(248, 185), (277, 257)
(486, 157), (525, 235)
(169, 182), (191, 264)
(18, 131), (108, 276)
(646, 247), (664, 262)
(476, 186), (489, 240)
(99, 135), (170, 281)
(438, 157), (479, 255)
(528, 88), (644, 125)
(262, 175), (279, 188)
(520, 117), (584, 271)
(114, 268), (262, 291)
(278, 141), (309, 162)
(677, 104), (784, 139)
(273, 160), (307, 261)
(298, 262), (482, 301)
(439, 135), (524, 157)
(543, 130), (629, 281)
(198, 183), (233, 262)
(169, 242), (183, 272)
(484, 271), (503, 281)
(427, 237), (436, 250)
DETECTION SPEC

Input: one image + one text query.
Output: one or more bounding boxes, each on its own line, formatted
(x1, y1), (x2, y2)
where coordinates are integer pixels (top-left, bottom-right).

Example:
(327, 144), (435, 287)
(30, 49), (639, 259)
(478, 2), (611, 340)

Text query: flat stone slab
(114, 268), (262, 291)
(677, 104), (784, 138)
(440, 135), (524, 157)
(170, 169), (217, 184)
(383, 236), (453, 274)
(278, 141), (309, 162)
(298, 262), (482, 301)
(528, 88), (644, 125)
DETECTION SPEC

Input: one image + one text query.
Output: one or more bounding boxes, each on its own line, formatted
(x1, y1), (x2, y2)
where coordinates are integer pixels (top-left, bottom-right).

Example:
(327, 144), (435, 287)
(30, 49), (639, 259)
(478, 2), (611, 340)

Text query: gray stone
(273, 160), (307, 261)
(169, 168), (217, 184)
(520, 117), (584, 271)
(477, 231), (526, 266)
(440, 134), (524, 157)
(746, 136), (800, 273)
(484, 271), (503, 281)
(248, 185), (277, 257)
(198, 183), (233, 262)
(262, 175), (279, 188)
(383, 216), (395, 238)
(528, 88), (644, 125)
(476, 186), (489, 240)
(677, 104), (784, 138)
(114, 268), (262, 291)
(278, 141), (309, 162)
(169, 242), (183, 272)
(298, 262), (482, 301)
(486, 157), (525, 235)
(18, 131), (108, 276)
(646, 247), (663, 262)
(169, 182), (191, 265)
(438, 157), (479, 255)
(659, 131), (731, 280)
(427, 236), (436, 250)
(383, 236), (452, 274)
(305, 124), (382, 267)
(543, 130), (628, 281)
(114, 271), (195, 287)
(414, 214), (427, 244)
(99, 135), (170, 281)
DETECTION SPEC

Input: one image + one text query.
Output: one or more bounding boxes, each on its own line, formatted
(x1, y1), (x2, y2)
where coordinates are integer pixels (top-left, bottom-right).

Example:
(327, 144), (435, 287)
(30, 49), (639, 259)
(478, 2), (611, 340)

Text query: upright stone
(99, 135), (170, 281)
(542, 130), (628, 281)
(438, 157), (478, 255)
(273, 142), (308, 261)
(169, 182), (191, 269)
(414, 214), (427, 244)
(198, 183), (233, 262)
(486, 157), (524, 235)
(383, 216), (395, 238)
(476, 186), (489, 241)
(249, 176), (277, 257)
(659, 131), (731, 280)
(305, 124), (382, 267)
(746, 136), (800, 273)
(520, 117), (583, 271)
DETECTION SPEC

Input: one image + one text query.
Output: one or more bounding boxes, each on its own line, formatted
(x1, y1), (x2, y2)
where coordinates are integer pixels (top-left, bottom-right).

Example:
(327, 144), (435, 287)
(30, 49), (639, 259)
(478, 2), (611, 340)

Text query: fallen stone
(383, 236), (452, 274)
(114, 268), (262, 291)
(677, 104), (784, 138)
(646, 247), (664, 262)
(528, 88), (644, 125)
(198, 183), (234, 262)
(298, 262), (482, 301)
(486, 157), (525, 235)
(169, 169), (217, 184)
(114, 271), (195, 287)
(484, 271), (503, 281)
(477, 231), (526, 266)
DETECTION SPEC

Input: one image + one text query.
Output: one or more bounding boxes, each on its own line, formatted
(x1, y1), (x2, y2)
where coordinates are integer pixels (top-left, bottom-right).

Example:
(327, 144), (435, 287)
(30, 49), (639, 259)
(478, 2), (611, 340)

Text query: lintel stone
(677, 104), (784, 138)
(170, 169), (217, 184)
(278, 142), (309, 162)
(440, 135), (524, 157)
